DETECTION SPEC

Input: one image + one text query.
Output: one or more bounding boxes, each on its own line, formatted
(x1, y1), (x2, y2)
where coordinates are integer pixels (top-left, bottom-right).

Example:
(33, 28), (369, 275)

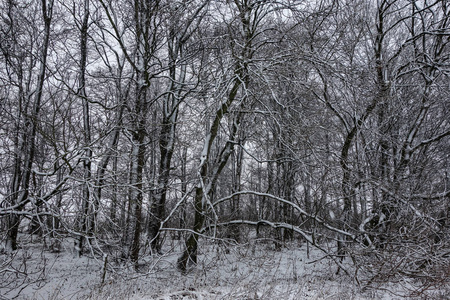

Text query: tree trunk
(92, 102), (125, 232)
(229, 142), (244, 242)
(177, 76), (244, 271)
(76, 0), (91, 257)
(147, 1), (208, 252)
(129, 81), (148, 264)
(148, 115), (176, 253)
(5, 0), (53, 252)
(178, 147), (188, 239)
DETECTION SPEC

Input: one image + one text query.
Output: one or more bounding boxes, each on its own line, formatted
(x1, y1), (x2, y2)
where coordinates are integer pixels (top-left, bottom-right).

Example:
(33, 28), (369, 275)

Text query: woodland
(1, 0), (450, 298)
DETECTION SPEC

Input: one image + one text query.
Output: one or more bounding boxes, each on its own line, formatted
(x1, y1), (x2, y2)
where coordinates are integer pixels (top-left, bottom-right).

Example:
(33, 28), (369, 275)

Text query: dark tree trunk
(76, 0), (91, 257)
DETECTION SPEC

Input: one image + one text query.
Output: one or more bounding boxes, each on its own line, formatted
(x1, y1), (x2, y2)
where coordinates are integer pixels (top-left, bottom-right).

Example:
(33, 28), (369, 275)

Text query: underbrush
(1, 234), (448, 299)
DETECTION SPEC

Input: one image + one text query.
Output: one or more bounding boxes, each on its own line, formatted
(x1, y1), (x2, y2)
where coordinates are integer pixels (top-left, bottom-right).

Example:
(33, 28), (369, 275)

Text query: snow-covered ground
(0, 235), (447, 299)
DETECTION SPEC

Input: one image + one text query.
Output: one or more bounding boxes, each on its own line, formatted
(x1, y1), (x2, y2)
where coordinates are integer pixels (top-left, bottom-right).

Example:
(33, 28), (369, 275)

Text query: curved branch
(213, 190), (355, 239)
(201, 219), (351, 276)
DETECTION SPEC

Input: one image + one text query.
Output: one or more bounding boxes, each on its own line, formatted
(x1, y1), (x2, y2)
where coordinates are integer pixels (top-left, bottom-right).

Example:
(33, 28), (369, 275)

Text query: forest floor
(1, 234), (448, 299)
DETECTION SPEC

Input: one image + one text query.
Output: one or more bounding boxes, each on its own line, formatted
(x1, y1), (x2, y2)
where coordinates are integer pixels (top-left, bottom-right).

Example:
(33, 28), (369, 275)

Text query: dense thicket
(1, 0), (449, 292)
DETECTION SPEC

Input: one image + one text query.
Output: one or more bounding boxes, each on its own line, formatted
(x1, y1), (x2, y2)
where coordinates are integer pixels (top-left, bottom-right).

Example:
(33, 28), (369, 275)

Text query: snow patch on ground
(0, 236), (444, 299)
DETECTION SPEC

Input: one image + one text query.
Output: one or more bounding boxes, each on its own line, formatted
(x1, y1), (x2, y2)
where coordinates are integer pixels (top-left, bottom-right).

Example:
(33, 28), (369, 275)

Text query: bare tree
(97, 0), (167, 265)
(1, 0), (54, 252)
(74, 0), (92, 257)
(148, 0), (209, 254)
(177, 0), (261, 272)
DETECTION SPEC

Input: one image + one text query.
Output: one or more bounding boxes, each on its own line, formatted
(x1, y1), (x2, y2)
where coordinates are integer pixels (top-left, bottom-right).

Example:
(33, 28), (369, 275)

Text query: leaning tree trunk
(177, 76), (245, 272)
(176, 1), (256, 272)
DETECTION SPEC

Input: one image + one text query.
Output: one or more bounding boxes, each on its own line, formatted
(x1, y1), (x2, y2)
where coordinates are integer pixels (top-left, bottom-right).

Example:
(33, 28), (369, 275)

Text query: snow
(0, 234), (446, 299)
